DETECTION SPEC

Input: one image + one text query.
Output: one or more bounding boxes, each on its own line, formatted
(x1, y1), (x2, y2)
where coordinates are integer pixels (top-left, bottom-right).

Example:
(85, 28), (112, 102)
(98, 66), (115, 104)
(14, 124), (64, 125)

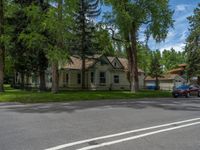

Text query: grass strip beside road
(0, 85), (171, 103)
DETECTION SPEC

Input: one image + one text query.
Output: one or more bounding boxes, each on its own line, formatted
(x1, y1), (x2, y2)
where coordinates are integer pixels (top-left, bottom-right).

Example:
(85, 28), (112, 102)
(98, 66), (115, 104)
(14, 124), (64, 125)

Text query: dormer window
(114, 62), (117, 67)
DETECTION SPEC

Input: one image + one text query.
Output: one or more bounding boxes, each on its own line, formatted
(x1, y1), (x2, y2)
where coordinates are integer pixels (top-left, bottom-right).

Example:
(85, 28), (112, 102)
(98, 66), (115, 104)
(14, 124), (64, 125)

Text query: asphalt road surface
(0, 97), (200, 150)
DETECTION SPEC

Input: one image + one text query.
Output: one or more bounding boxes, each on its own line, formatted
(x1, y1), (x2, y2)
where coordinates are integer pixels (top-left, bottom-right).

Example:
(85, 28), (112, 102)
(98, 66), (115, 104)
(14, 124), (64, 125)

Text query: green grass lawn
(0, 85), (171, 103)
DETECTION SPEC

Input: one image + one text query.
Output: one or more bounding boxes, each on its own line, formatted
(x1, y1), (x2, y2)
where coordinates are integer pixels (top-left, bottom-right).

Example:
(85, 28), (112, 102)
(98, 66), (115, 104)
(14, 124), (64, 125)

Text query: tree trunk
(25, 74), (29, 89)
(82, 55), (86, 89)
(50, 0), (62, 93)
(197, 76), (200, 85)
(51, 62), (59, 93)
(131, 23), (139, 91)
(125, 33), (135, 92)
(12, 70), (16, 87)
(39, 70), (46, 91)
(20, 72), (25, 89)
(155, 76), (159, 90)
(126, 43), (135, 92)
(0, 45), (4, 92)
(80, 0), (86, 89)
(127, 23), (139, 92)
(0, 0), (4, 92)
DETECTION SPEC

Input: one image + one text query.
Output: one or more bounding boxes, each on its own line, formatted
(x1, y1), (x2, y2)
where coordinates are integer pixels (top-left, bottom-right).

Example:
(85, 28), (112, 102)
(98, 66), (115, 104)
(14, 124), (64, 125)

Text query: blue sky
(146, 0), (199, 52)
(100, 0), (199, 52)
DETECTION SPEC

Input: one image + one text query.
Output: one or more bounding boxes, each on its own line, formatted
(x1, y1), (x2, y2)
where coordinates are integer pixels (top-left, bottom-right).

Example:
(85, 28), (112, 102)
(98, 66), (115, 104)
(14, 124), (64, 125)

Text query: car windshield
(176, 85), (189, 90)
(189, 85), (200, 89)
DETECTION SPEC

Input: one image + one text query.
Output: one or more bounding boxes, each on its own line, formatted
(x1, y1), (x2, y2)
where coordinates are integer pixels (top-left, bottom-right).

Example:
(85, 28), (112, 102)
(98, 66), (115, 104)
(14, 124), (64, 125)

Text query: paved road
(0, 97), (200, 150)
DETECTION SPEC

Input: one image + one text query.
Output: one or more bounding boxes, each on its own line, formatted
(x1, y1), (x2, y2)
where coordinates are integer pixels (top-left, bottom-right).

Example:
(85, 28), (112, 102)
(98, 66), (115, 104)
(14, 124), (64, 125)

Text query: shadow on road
(1, 98), (200, 114)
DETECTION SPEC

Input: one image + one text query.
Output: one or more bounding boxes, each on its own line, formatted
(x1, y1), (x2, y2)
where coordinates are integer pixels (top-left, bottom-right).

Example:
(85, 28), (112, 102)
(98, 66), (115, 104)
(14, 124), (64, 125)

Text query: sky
(100, 0), (199, 52)
(146, 0), (199, 52)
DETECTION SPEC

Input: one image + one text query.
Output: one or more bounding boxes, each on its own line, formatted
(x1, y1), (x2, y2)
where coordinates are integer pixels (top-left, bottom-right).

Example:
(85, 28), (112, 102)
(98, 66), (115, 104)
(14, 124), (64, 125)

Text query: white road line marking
(78, 121), (200, 150)
(44, 117), (200, 150)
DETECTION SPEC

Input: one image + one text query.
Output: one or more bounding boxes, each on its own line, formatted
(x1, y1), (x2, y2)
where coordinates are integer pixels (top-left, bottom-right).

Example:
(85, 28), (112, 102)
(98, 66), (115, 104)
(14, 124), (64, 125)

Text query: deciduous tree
(104, 0), (173, 92)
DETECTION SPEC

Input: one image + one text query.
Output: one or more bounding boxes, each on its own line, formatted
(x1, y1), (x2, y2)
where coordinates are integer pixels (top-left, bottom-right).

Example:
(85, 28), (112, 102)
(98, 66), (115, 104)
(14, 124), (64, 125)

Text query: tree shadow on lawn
(2, 97), (200, 114)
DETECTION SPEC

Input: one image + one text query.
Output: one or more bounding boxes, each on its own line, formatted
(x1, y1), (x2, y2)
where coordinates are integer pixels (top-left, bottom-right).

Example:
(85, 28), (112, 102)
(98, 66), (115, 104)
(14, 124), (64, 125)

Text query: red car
(189, 85), (200, 97)
(172, 85), (200, 98)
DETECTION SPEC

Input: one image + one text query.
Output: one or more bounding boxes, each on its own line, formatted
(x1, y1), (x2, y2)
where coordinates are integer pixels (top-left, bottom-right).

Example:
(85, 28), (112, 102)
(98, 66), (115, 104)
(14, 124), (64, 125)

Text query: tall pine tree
(186, 4), (200, 84)
(7, 0), (48, 89)
(73, 0), (101, 89)
(18, 1), (49, 91)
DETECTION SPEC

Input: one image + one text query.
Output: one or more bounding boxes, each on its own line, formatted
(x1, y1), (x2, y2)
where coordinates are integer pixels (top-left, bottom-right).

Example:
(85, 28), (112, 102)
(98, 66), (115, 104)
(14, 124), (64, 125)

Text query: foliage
(137, 43), (151, 73)
(185, 3), (200, 77)
(103, 0), (173, 92)
(95, 24), (115, 55)
(104, 0), (174, 42)
(71, 0), (101, 56)
(161, 48), (186, 72)
(137, 46), (186, 75)
(149, 50), (163, 77)
(6, 1), (39, 78)
(4, 54), (14, 77)
(149, 50), (163, 90)
(43, 0), (75, 63)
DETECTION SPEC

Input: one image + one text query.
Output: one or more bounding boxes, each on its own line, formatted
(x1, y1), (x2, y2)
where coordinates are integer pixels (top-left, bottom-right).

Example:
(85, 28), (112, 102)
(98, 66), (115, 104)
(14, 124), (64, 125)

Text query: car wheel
(185, 93), (190, 98)
(172, 93), (178, 98)
(198, 92), (200, 97)
(173, 95), (178, 98)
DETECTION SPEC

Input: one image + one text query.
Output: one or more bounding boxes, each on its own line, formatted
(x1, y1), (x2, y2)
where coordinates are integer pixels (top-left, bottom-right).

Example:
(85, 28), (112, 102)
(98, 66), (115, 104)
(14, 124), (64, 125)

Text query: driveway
(0, 97), (200, 150)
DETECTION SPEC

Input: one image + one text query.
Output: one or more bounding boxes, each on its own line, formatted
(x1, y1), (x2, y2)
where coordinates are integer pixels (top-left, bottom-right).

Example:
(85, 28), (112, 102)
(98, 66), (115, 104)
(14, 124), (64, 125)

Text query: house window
(77, 73), (81, 84)
(114, 75), (119, 83)
(100, 72), (106, 84)
(66, 73), (69, 83)
(91, 72), (94, 83)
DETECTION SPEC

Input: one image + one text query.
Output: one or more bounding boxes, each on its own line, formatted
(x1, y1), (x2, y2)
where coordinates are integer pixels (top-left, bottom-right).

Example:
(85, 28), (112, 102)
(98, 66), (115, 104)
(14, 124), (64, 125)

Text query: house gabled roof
(62, 56), (97, 70)
(62, 55), (144, 73)
(145, 74), (184, 81)
(167, 64), (187, 75)
(168, 68), (185, 74)
(107, 56), (115, 63)
(178, 64), (187, 67)
(107, 56), (124, 69)
(118, 57), (144, 73)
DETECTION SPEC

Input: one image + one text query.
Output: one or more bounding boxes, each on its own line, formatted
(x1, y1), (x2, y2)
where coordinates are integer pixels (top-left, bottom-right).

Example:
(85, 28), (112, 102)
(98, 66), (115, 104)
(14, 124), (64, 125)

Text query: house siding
(145, 75), (187, 91)
(90, 61), (113, 90)
(17, 55), (145, 91)
(60, 62), (145, 90)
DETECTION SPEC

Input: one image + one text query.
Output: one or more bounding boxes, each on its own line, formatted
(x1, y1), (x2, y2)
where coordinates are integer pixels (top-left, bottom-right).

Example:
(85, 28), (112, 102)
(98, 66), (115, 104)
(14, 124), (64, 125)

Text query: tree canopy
(0, 0), (184, 93)
(103, 0), (174, 92)
(185, 4), (200, 80)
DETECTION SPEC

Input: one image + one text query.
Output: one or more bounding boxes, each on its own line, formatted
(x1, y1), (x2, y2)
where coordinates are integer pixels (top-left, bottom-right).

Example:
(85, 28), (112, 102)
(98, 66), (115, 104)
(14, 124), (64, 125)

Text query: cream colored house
(57, 55), (145, 90)
(145, 74), (187, 91)
(14, 55), (145, 90)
